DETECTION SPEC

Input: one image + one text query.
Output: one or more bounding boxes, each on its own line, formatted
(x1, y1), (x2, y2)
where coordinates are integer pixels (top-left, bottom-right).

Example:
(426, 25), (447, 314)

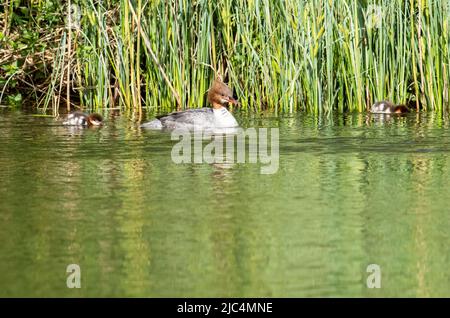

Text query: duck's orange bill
(227, 97), (240, 106)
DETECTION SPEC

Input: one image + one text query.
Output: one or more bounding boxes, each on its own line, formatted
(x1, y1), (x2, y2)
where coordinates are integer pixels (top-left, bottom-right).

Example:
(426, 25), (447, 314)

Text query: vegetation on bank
(0, 0), (449, 115)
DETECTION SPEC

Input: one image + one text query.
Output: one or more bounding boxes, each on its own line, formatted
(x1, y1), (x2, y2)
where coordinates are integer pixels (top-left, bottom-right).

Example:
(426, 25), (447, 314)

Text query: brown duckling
(63, 111), (103, 126)
(370, 101), (411, 114)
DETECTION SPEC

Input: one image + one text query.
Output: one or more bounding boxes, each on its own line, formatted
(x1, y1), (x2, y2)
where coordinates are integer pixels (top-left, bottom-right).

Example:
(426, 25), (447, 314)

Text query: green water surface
(0, 111), (449, 297)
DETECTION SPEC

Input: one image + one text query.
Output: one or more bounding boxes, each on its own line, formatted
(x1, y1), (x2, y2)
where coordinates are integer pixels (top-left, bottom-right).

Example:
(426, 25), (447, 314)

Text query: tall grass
(1, 0), (450, 115)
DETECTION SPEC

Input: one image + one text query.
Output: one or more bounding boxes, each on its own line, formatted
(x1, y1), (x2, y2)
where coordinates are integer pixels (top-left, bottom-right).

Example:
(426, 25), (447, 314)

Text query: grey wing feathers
(159, 108), (213, 126)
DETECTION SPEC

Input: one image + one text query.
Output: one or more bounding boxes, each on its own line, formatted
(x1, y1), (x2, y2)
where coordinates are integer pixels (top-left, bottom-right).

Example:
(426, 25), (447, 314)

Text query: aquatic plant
(1, 0), (449, 115)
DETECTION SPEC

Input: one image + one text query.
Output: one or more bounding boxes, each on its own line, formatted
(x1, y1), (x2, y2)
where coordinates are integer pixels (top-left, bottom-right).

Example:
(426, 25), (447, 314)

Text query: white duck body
(141, 78), (239, 132)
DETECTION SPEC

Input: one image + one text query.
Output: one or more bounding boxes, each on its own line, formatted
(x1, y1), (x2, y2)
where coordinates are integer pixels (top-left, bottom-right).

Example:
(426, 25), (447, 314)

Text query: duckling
(370, 101), (410, 114)
(63, 111), (103, 126)
(141, 78), (239, 130)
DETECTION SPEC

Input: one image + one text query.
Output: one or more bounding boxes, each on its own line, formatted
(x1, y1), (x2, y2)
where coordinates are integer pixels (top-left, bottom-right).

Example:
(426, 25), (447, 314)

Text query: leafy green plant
(1, 0), (449, 114)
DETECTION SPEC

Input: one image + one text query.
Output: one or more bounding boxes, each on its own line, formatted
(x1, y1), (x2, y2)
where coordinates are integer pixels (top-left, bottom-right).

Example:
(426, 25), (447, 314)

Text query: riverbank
(1, 1), (449, 114)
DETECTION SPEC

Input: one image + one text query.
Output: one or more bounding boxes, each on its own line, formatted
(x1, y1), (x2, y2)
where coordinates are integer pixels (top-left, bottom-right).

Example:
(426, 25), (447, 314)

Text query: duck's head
(87, 113), (103, 126)
(207, 79), (239, 109)
(393, 104), (410, 113)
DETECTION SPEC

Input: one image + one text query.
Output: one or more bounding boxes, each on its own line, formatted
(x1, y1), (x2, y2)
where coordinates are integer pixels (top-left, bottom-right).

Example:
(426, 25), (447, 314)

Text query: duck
(63, 111), (103, 126)
(370, 101), (410, 114)
(141, 78), (239, 131)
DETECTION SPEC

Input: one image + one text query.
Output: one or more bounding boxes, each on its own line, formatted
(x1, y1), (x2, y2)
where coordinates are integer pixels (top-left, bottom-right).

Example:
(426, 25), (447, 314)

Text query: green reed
(1, 0), (450, 114)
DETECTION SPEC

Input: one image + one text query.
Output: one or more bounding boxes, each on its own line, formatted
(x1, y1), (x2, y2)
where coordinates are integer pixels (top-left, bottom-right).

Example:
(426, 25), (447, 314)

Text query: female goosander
(370, 101), (410, 114)
(63, 111), (103, 126)
(141, 79), (239, 131)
